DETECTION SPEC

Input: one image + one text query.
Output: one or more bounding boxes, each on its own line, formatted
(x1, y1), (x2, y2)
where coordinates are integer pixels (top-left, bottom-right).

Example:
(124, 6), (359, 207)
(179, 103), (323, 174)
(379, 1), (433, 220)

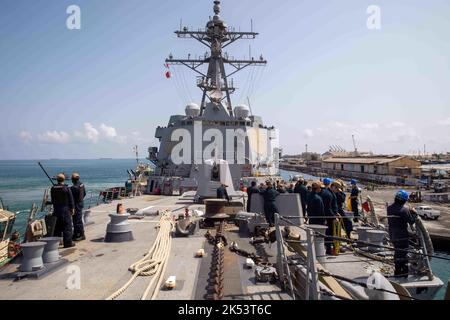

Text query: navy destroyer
(0, 0), (446, 302)
(146, 0), (280, 198)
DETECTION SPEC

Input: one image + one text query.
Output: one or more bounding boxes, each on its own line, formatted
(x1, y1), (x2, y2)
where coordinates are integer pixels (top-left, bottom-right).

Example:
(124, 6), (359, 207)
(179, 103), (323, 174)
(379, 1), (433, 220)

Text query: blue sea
(0, 160), (448, 299)
(0, 159), (139, 236)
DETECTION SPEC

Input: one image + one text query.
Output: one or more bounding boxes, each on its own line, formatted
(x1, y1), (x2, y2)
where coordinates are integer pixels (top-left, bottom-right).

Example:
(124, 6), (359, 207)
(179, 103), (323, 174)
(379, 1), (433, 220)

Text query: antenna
(166, 0), (266, 116)
(247, 96), (253, 115)
(352, 135), (358, 153)
(133, 145), (139, 166)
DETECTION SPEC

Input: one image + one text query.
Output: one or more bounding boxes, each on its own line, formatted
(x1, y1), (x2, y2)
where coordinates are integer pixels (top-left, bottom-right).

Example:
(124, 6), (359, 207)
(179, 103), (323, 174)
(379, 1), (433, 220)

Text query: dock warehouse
(321, 156), (422, 182)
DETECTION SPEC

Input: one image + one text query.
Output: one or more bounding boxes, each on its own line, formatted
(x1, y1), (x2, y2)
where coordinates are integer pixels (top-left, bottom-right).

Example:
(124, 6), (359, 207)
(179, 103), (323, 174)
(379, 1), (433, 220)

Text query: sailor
(350, 179), (360, 222)
(216, 184), (230, 201)
(294, 178), (308, 218)
(117, 203), (126, 214)
(287, 183), (295, 193)
(259, 181), (279, 226)
(276, 183), (286, 193)
(333, 180), (353, 238)
(319, 178), (338, 254)
(246, 181), (259, 212)
(387, 190), (417, 277)
(70, 172), (86, 241)
(51, 173), (75, 248)
(306, 181), (325, 225)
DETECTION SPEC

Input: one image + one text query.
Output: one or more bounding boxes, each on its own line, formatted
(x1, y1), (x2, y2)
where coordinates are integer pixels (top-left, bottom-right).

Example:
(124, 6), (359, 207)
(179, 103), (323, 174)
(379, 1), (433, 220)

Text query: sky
(0, 0), (449, 160)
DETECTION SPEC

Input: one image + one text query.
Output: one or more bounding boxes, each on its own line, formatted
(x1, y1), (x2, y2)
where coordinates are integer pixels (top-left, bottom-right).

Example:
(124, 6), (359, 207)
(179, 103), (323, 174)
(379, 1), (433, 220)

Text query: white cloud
(438, 117), (450, 126)
(37, 131), (70, 144)
(19, 131), (33, 143)
(387, 121), (406, 128)
(362, 123), (379, 129)
(100, 123), (117, 138)
(82, 122), (99, 143)
(22, 123), (130, 147)
(332, 121), (347, 128)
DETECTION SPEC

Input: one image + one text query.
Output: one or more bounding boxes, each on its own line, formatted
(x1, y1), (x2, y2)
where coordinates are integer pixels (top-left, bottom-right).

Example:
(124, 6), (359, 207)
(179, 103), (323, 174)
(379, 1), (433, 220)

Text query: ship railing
(277, 214), (450, 299)
(97, 187), (126, 205)
(274, 213), (320, 300)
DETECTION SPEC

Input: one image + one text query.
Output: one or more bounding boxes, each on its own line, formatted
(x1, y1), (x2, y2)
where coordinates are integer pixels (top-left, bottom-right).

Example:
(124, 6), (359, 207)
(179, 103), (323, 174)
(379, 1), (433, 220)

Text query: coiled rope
(106, 211), (174, 300)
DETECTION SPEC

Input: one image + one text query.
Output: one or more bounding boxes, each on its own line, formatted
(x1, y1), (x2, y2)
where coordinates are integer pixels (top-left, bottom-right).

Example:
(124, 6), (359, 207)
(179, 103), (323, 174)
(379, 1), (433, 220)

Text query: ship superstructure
(148, 1), (280, 193)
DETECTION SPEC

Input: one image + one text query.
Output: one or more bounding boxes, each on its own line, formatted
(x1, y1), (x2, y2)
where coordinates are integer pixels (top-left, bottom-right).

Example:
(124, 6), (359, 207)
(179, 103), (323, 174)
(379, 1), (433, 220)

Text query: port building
(321, 156), (422, 185)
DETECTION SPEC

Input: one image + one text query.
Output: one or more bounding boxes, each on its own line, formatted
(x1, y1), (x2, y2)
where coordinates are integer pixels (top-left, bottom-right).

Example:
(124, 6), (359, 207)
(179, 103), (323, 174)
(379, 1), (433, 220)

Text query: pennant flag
(164, 63), (171, 78)
(362, 201), (370, 212)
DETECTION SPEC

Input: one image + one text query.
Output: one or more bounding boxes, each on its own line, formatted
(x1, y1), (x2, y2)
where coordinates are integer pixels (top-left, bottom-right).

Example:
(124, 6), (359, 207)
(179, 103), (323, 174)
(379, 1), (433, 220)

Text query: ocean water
(0, 160), (448, 299)
(0, 159), (139, 235)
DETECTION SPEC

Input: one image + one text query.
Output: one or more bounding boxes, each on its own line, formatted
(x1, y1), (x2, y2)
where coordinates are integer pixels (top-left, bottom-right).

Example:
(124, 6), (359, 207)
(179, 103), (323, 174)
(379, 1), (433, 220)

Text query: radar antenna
(165, 0), (267, 116)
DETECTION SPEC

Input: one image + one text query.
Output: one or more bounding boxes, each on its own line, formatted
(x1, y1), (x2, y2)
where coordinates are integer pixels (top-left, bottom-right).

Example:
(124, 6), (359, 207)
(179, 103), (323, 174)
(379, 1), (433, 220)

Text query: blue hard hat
(323, 178), (332, 185)
(351, 179), (357, 185)
(395, 190), (409, 201)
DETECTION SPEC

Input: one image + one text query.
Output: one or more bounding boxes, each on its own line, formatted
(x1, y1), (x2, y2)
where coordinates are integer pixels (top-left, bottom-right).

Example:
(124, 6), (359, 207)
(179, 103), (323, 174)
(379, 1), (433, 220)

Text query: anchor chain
(205, 221), (226, 300)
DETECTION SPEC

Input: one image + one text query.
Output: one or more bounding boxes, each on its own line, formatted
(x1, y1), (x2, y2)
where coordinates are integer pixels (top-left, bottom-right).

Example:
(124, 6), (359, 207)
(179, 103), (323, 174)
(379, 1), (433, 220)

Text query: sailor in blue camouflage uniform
(387, 190), (417, 277)
(306, 181), (325, 225)
(246, 181), (259, 212)
(216, 184), (230, 201)
(70, 172), (86, 241)
(350, 179), (360, 222)
(259, 181), (279, 226)
(319, 178), (339, 254)
(51, 173), (75, 248)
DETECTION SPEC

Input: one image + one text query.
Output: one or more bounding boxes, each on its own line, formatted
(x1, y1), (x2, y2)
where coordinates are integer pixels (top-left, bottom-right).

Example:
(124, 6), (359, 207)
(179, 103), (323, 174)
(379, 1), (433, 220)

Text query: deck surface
(0, 195), (288, 300)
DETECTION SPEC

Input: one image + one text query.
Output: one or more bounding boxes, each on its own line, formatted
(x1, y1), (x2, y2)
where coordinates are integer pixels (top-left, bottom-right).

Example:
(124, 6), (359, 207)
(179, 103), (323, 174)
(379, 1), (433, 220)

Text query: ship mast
(165, 0), (267, 117)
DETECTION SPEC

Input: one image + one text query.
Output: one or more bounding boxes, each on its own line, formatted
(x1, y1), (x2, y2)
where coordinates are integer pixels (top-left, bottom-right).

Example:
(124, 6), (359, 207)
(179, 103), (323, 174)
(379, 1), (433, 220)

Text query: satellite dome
(234, 104), (250, 119)
(185, 103), (200, 117)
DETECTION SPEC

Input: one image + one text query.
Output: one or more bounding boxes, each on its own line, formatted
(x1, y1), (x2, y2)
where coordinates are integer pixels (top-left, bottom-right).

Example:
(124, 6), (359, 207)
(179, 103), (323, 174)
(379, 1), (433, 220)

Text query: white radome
(185, 103), (200, 117)
(234, 104), (250, 119)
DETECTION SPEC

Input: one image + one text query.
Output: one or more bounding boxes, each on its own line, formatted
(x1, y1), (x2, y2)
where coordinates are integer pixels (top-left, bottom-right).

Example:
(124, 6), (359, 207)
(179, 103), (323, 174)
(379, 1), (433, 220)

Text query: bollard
(104, 214), (134, 243)
(20, 242), (46, 272)
(41, 237), (62, 263)
(355, 226), (372, 245)
(366, 230), (386, 253)
(307, 225), (328, 263)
